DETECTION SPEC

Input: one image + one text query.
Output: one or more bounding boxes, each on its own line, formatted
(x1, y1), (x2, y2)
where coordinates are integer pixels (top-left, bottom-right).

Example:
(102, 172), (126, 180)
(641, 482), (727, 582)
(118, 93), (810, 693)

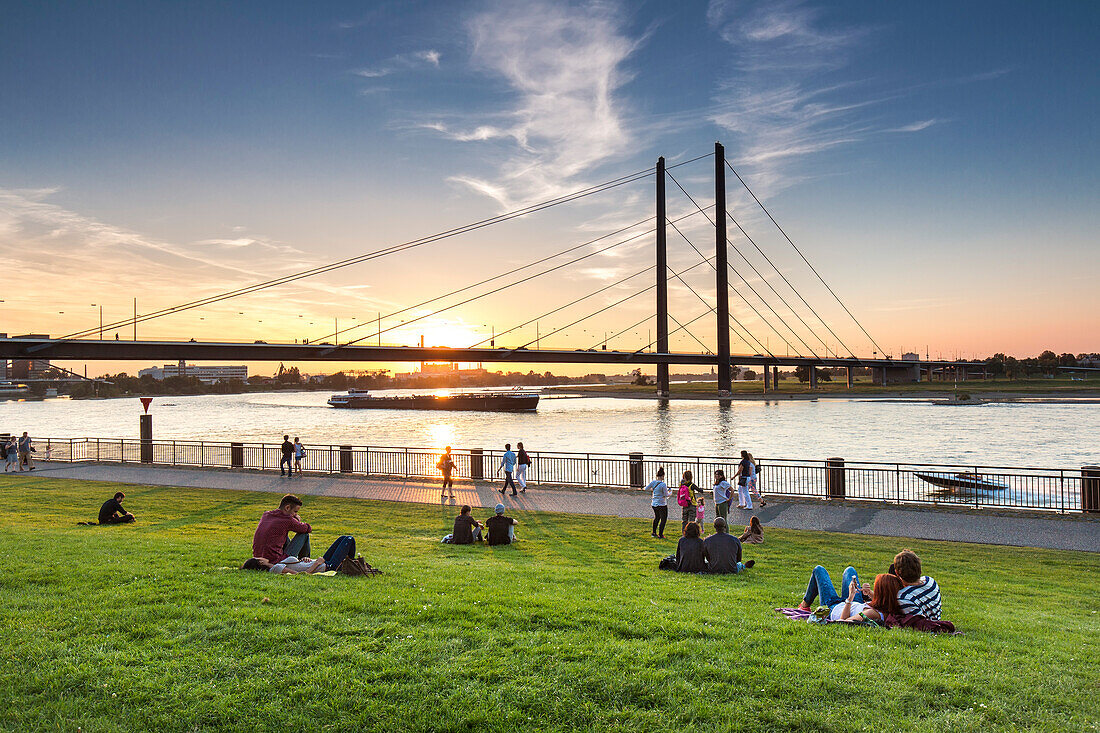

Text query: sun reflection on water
(428, 422), (456, 450)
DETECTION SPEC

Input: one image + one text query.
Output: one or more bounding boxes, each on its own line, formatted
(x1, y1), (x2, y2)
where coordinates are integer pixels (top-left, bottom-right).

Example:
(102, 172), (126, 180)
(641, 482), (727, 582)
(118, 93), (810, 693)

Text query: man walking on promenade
(18, 432), (34, 471)
(252, 494), (312, 562)
(498, 443), (517, 496)
(279, 435), (294, 477)
(439, 446), (456, 499)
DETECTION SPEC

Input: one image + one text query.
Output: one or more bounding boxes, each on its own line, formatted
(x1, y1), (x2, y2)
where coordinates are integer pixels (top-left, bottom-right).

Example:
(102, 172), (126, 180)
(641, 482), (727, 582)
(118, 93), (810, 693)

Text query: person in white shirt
(646, 467), (673, 538)
(712, 469), (733, 519)
(241, 556), (326, 574)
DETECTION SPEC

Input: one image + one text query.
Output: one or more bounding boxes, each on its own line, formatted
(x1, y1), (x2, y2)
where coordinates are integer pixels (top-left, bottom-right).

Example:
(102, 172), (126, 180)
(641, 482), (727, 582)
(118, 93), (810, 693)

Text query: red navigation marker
(140, 397), (153, 413)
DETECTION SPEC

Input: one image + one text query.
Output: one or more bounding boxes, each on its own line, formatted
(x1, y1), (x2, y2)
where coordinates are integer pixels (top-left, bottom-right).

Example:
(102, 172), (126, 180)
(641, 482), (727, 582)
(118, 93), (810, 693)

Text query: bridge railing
(31, 437), (1094, 514)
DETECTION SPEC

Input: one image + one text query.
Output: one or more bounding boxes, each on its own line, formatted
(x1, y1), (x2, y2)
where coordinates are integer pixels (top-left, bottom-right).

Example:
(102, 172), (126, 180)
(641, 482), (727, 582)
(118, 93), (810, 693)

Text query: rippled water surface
(2, 391), (1098, 468)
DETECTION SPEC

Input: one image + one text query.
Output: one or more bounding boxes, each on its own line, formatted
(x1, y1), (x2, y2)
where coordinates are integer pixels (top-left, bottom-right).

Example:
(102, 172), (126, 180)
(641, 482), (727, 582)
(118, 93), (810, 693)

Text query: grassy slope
(2, 478), (1098, 733)
(570, 377), (1100, 396)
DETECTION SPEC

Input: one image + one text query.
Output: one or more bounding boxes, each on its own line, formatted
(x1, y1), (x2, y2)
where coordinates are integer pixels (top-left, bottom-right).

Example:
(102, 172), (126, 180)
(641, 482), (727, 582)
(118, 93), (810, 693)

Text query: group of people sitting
(668, 517), (758, 574)
(443, 504), (519, 545)
(241, 494), (358, 574)
(797, 548), (944, 627)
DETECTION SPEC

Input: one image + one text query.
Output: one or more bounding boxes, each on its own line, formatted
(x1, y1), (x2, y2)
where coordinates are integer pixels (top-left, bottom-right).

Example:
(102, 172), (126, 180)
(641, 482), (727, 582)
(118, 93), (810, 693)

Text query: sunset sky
(2, 1), (1097, 377)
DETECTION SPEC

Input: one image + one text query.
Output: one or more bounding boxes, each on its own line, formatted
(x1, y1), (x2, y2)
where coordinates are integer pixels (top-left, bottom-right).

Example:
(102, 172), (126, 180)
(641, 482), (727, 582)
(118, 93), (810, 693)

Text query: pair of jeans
(280, 456), (293, 475)
(323, 535), (356, 571)
(803, 565), (864, 608)
(515, 464), (527, 489)
(501, 471), (516, 493)
(284, 532), (311, 559)
(716, 500), (730, 519)
(441, 470), (453, 489)
(651, 505), (668, 535)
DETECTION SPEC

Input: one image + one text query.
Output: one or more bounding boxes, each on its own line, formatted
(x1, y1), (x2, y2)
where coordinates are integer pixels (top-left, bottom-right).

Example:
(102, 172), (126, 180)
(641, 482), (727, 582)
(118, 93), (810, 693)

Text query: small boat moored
(914, 472), (1008, 494)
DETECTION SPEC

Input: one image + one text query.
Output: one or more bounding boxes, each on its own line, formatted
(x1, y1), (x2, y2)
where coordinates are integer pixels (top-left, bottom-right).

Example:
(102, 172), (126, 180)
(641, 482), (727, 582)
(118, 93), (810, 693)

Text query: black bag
(658, 555), (679, 571)
(0, 445), (6, 459)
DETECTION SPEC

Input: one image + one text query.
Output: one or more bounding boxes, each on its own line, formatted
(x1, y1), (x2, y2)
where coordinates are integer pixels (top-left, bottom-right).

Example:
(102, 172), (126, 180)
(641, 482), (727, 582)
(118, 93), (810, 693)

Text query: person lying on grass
(242, 535), (357, 574)
(798, 566), (903, 623)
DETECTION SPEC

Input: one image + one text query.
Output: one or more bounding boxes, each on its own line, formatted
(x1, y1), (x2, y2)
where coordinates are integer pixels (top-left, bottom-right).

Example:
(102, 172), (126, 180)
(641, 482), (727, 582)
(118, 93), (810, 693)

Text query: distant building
(902, 352), (920, 362)
(395, 362), (489, 383)
(139, 360), (247, 384)
(8, 334), (52, 379)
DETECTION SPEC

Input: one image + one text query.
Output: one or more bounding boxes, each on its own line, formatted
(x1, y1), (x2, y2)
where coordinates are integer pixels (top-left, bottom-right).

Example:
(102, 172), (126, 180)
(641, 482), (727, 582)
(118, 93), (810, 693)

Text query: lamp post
(91, 304), (102, 339)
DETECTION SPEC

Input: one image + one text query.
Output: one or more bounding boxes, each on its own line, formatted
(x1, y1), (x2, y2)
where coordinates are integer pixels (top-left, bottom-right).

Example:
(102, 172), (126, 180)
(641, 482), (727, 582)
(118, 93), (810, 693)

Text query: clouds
(0, 188), (385, 336)
(353, 49), (442, 79)
(428, 0), (640, 209)
(705, 0), (931, 196)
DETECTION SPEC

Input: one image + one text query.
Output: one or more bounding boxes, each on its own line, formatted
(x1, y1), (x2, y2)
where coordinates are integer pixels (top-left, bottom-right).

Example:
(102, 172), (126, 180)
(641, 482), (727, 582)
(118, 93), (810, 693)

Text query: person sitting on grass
(702, 517), (755, 574)
(252, 494), (312, 563)
(486, 503), (519, 545)
(446, 505), (483, 544)
(98, 491), (135, 524)
(738, 516), (764, 544)
(242, 535), (356, 575)
(892, 549), (942, 620)
(675, 521), (707, 573)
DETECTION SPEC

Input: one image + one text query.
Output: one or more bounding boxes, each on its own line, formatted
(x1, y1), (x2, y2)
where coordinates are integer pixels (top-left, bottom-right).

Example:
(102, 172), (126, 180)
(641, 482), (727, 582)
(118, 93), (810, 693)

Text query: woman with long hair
(746, 451), (765, 506)
(738, 515), (764, 544)
(798, 567), (903, 623)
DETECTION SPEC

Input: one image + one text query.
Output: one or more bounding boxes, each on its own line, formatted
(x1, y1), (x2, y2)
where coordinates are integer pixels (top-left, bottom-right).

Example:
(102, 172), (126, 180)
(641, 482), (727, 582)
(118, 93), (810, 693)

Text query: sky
(1, 0), (1097, 377)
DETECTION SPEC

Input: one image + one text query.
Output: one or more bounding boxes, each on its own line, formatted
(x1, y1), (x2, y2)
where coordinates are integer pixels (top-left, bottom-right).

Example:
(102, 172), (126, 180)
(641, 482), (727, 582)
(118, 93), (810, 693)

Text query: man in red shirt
(252, 494), (312, 562)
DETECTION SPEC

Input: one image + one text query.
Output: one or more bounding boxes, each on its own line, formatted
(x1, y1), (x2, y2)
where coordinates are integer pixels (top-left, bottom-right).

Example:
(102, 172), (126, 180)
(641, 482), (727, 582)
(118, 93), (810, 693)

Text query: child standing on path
(677, 470), (702, 534)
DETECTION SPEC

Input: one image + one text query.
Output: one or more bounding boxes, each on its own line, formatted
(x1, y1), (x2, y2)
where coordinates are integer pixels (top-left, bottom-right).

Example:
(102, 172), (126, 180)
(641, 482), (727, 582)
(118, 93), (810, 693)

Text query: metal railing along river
(31, 436), (1100, 515)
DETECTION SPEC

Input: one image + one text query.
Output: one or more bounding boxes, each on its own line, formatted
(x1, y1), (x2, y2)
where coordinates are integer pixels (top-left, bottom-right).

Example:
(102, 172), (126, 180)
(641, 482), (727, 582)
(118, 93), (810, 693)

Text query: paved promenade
(16, 462), (1100, 553)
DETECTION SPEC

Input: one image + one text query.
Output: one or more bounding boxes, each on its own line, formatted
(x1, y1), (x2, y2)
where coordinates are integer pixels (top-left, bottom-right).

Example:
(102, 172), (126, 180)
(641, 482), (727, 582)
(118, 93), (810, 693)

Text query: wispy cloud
(705, 0), (932, 196)
(428, 0), (640, 209)
(353, 49), (443, 79)
(0, 188), (387, 333)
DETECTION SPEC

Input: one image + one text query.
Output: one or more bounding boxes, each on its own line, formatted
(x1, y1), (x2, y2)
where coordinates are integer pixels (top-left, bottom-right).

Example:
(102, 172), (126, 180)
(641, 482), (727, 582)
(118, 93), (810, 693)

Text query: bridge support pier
(773, 366), (780, 391)
(763, 365), (770, 392)
(809, 367), (818, 389)
(655, 156), (670, 399)
(846, 367), (853, 389)
(714, 142), (732, 397)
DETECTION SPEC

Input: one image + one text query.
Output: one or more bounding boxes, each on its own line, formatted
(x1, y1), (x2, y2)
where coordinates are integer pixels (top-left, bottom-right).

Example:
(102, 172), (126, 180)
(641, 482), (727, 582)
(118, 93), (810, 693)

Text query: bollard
(826, 457), (846, 499)
(628, 452), (644, 488)
(339, 445), (353, 473)
(1083, 466), (1100, 513)
(470, 448), (484, 480)
(139, 414), (153, 464)
(230, 442), (244, 469)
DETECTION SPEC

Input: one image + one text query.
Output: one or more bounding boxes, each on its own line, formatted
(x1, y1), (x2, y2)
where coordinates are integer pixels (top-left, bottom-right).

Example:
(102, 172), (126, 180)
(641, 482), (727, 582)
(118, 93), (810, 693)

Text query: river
(2, 390), (1097, 468)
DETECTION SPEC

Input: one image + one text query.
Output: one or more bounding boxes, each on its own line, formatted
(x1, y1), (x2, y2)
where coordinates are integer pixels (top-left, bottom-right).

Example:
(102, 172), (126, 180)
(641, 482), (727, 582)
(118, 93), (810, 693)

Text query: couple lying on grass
(241, 493), (357, 574)
(797, 549), (950, 630)
(443, 504), (519, 546)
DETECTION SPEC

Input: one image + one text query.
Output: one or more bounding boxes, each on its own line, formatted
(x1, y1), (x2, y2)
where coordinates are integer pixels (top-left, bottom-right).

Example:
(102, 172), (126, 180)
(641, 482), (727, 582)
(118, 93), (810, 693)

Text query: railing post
(586, 454), (591, 488)
(1060, 470), (1065, 514)
(974, 466), (980, 509)
(404, 447), (409, 477)
(895, 464), (901, 504)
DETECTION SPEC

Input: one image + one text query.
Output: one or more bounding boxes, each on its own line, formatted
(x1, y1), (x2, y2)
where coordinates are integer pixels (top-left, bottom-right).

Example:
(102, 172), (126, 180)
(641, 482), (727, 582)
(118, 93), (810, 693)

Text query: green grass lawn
(3, 478), (1098, 732)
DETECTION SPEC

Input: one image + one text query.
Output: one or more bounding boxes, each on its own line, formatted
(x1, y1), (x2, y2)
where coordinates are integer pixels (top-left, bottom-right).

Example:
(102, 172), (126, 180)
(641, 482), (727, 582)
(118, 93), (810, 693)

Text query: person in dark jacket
(98, 491), (135, 524)
(279, 434), (294, 477)
(675, 522), (707, 573)
(451, 505), (483, 544)
(702, 517), (754, 573)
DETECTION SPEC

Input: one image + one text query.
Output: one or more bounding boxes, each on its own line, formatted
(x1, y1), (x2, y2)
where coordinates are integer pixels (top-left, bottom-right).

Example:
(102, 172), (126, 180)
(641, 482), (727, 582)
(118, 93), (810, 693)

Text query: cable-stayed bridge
(1, 143), (969, 395)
